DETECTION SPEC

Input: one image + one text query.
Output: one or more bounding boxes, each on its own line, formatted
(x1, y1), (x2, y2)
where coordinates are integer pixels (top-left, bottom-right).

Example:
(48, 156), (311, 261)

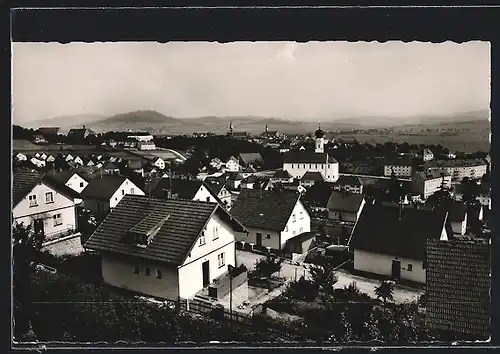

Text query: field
(13, 140), (98, 153)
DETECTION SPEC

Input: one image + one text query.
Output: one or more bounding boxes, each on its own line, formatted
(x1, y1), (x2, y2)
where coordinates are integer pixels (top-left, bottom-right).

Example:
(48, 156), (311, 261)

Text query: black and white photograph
(12, 39), (491, 345)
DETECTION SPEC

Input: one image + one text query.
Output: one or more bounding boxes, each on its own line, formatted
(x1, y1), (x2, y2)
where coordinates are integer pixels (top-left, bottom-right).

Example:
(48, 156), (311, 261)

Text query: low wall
(42, 233), (84, 257)
(208, 270), (248, 300)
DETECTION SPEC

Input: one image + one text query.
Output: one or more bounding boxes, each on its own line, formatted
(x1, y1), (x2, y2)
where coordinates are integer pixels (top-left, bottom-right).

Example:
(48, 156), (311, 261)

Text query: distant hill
(26, 109), (490, 135)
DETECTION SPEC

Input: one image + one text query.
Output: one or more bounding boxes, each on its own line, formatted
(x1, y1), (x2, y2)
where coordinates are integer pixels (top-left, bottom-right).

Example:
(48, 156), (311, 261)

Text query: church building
(282, 126), (339, 183)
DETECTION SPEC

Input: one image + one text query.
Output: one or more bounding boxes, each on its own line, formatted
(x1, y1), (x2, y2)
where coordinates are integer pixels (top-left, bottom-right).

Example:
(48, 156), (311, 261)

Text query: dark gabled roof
(350, 204), (449, 261)
(68, 128), (95, 136)
(151, 178), (203, 200)
(272, 170), (292, 179)
(336, 175), (362, 187)
(46, 170), (75, 185)
(242, 175), (259, 184)
(304, 182), (334, 208)
(80, 175), (127, 200)
(205, 180), (225, 196)
(426, 238), (490, 338)
(12, 170), (80, 207)
(104, 161), (120, 170)
(239, 153), (263, 166)
(449, 201), (467, 222)
(230, 188), (307, 232)
(225, 172), (244, 181)
(12, 170), (45, 206)
(284, 151), (337, 163)
(423, 148), (434, 155)
(84, 195), (246, 266)
(301, 171), (324, 182)
(127, 160), (144, 170)
(327, 191), (364, 213)
(36, 127), (60, 135)
(243, 165), (257, 173)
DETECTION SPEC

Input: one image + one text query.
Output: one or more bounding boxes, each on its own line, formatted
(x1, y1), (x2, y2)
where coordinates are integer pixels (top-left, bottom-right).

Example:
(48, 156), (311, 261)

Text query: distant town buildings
(424, 159), (487, 181)
(412, 169), (452, 199)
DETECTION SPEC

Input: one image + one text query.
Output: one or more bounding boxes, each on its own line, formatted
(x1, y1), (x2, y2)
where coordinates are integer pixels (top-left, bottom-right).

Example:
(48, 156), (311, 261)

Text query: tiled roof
(415, 169), (450, 180)
(239, 153), (263, 166)
(426, 239), (490, 338)
(272, 170), (293, 179)
(36, 127), (60, 135)
(230, 188), (305, 232)
(84, 195), (246, 265)
(284, 151), (337, 164)
(104, 162), (120, 170)
(46, 170), (75, 185)
(425, 158), (487, 169)
(301, 171), (325, 182)
(151, 178), (203, 200)
(41, 175), (81, 200)
(304, 182), (334, 208)
(384, 157), (413, 166)
(12, 170), (45, 206)
(350, 203), (450, 261)
(243, 165), (257, 173)
(205, 180), (225, 196)
(80, 175), (127, 200)
(335, 175), (362, 187)
(326, 191), (364, 213)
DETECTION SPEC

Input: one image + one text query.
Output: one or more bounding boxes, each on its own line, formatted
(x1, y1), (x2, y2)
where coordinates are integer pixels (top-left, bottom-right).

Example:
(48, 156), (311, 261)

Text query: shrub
(254, 254), (283, 279)
(286, 277), (319, 302)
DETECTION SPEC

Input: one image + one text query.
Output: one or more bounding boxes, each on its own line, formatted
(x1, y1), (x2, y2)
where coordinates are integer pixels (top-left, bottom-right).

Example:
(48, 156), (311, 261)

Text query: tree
(374, 280), (395, 305)
(426, 178), (453, 208)
(13, 222), (45, 340)
(309, 262), (338, 295)
(254, 254), (283, 279)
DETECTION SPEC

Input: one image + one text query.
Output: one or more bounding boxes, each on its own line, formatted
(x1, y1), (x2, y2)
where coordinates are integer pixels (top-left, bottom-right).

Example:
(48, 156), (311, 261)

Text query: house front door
(33, 219), (45, 236)
(391, 260), (401, 279)
(202, 260), (210, 287)
(256, 233), (263, 247)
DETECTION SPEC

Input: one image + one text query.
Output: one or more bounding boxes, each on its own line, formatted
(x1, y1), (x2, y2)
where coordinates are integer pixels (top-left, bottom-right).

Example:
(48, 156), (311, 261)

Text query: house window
(122, 190), (125, 195)
(53, 213), (62, 226)
(293, 230), (297, 236)
(133, 265), (139, 274)
(299, 227), (303, 234)
(80, 182), (84, 188)
(292, 214), (296, 222)
(130, 188), (135, 194)
(144, 267), (151, 276)
(299, 211), (303, 220)
(285, 225), (289, 232)
(309, 164), (312, 169)
(28, 194), (38, 207)
(45, 192), (54, 204)
(156, 270), (162, 279)
(291, 164), (294, 169)
(266, 234), (271, 239)
(218, 252), (225, 268)
(213, 226), (219, 240)
(199, 230), (206, 246)
(206, 197), (211, 202)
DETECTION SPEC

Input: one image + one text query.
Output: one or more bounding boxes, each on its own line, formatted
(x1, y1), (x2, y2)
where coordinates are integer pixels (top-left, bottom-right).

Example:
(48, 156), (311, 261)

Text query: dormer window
(126, 211), (169, 247)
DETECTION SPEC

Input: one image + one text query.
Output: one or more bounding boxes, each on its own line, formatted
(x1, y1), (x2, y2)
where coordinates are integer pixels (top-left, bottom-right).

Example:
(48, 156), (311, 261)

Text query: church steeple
(265, 124), (268, 133)
(315, 123), (325, 153)
(229, 121), (233, 136)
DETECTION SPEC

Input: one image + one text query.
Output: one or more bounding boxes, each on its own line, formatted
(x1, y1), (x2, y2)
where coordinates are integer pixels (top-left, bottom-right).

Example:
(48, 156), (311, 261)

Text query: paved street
(236, 250), (423, 304)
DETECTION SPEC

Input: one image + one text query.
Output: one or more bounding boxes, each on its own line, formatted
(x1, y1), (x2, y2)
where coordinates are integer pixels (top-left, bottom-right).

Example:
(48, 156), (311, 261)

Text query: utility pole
(228, 264), (234, 322)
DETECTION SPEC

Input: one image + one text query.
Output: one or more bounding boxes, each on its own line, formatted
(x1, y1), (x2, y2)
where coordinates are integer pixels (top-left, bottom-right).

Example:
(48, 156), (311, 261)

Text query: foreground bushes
(22, 271), (277, 343)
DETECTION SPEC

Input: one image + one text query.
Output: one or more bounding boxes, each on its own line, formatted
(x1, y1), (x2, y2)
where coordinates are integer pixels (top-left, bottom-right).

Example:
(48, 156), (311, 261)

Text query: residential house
(350, 203), (451, 284)
(81, 175), (145, 215)
(84, 195), (247, 300)
(426, 238), (490, 339)
(35, 127), (60, 142)
(424, 159), (488, 181)
(13, 171), (80, 240)
(412, 169), (452, 200)
(127, 160), (145, 177)
(270, 169), (294, 184)
(47, 170), (89, 195)
(32, 134), (47, 144)
(15, 153), (28, 162)
(73, 156), (84, 166)
(283, 128), (339, 182)
(127, 132), (154, 142)
(326, 191), (366, 223)
(102, 162), (121, 175)
(45, 154), (56, 163)
(209, 158), (224, 170)
(282, 232), (316, 259)
(241, 165), (257, 179)
(205, 180), (232, 208)
(225, 172), (244, 190)
(225, 156), (240, 173)
(384, 158), (413, 177)
(422, 148), (435, 162)
(138, 141), (156, 151)
(280, 179), (307, 194)
(449, 202), (467, 236)
(65, 154), (74, 162)
(304, 181), (334, 212)
(300, 171), (325, 188)
(39, 152), (48, 161)
(150, 177), (224, 207)
(240, 175), (260, 190)
(238, 153), (264, 169)
(30, 156), (46, 168)
(150, 157), (165, 170)
(230, 188), (312, 252)
(68, 126), (96, 142)
(333, 175), (363, 194)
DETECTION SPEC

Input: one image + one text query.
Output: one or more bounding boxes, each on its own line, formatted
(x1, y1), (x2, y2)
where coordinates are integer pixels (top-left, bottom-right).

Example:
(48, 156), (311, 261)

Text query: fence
(178, 297), (304, 341)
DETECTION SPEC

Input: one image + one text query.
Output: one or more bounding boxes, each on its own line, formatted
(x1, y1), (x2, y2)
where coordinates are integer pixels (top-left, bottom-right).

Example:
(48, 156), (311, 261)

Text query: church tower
(314, 124), (325, 153)
(265, 124), (268, 133)
(229, 121), (233, 136)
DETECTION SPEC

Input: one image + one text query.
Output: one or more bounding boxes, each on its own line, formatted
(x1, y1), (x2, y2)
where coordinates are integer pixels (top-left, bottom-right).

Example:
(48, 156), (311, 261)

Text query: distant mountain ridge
(25, 109), (490, 135)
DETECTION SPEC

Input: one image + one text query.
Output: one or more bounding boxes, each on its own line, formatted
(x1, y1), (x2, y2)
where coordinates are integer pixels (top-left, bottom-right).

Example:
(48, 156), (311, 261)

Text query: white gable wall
(13, 182), (77, 239)
(193, 185), (218, 203)
(178, 212), (236, 299)
(280, 200), (311, 248)
(66, 174), (89, 194)
(109, 179), (145, 209)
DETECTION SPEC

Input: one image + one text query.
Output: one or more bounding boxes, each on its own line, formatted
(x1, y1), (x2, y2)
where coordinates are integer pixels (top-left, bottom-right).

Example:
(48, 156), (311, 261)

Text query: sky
(12, 41), (490, 124)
